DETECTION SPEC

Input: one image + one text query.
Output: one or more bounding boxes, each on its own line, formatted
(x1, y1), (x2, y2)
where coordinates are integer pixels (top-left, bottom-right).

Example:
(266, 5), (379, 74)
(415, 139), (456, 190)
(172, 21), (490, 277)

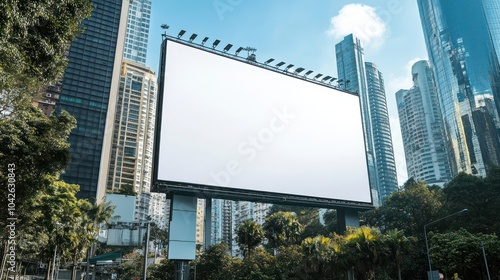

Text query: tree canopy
(0, 0), (92, 85)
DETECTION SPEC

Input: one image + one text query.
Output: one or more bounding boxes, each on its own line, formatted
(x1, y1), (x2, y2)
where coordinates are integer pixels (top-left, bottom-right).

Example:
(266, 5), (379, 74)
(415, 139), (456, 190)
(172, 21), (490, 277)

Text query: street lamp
(424, 209), (468, 280)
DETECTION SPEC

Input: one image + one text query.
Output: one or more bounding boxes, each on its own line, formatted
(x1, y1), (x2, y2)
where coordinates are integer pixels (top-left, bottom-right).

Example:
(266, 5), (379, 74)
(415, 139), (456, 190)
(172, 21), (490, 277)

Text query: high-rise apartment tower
(396, 61), (453, 185)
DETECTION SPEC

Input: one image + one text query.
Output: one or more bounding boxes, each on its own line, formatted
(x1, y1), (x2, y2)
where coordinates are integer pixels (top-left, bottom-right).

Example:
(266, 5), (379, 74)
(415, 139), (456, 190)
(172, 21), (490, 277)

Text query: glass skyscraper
(365, 62), (398, 201)
(416, 0), (500, 177)
(396, 61), (453, 186)
(335, 34), (398, 205)
(57, 0), (129, 201)
(123, 0), (152, 65)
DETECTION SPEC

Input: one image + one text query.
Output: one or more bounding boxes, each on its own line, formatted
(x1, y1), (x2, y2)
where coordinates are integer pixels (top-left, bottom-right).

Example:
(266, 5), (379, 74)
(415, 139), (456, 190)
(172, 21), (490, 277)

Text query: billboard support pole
(337, 208), (359, 280)
(168, 195), (197, 280)
(337, 208), (359, 234)
(204, 199), (212, 251)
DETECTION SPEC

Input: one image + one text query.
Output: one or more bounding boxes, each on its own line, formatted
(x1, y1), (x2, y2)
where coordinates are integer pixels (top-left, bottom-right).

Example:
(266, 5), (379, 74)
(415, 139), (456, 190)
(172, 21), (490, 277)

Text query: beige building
(107, 60), (157, 222)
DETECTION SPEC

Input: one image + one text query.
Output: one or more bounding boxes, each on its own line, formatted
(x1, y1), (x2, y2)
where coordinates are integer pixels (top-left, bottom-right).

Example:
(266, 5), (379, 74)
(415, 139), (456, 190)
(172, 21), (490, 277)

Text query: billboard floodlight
(223, 44), (233, 52)
(322, 76), (332, 82)
(235, 47), (244, 56)
(285, 64), (294, 72)
(189, 33), (198, 42)
(294, 67), (305, 74)
(264, 58), (275, 64)
(304, 70), (313, 77)
(314, 73), (323, 80)
(212, 39), (221, 49)
(330, 77), (337, 83)
(337, 79), (344, 83)
(201, 37), (209, 45)
(177, 30), (186, 39)
(161, 24), (169, 30)
(276, 61), (286, 68)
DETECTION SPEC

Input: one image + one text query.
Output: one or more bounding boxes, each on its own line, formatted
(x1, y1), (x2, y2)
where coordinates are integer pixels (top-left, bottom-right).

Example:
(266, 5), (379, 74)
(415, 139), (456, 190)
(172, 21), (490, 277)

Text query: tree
(269, 245), (303, 280)
(362, 180), (443, 238)
(115, 252), (143, 280)
(236, 220), (264, 259)
(0, 106), (76, 238)
(297, 236), (343, 280)
(0, 0), (92, 109)
(269, 205), (327, 239)
(383, 229), (416, 280)
(148, 258), (175, 280)
(69, 201), (116, 280)
(196, 243), (240, 280)
(343, 226), (388, 280)
(323, 209), (339, 234)
(31, 176), (83, 280)
(234, 248), (274, 280)
(429, 229), (500, 279)
(442, 169), (500, 235)
(263, 212), (304, 252)
(110, 184), (137, 196)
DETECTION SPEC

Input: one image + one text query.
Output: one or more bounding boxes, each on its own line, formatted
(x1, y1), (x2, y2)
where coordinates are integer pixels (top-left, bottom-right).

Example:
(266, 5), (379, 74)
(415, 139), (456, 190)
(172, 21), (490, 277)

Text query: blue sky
(146, 0), (430, 185)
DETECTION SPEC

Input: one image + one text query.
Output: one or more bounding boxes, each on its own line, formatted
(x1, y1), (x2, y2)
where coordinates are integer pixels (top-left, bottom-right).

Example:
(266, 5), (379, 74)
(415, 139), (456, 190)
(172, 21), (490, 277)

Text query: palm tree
(384, 229), (415, 280)
(70, 201), (116, 280)
(263, 212), (304, 253)
(344, 226), (387, 280)
(236, 219), (264, 259)
(298, 236), (343, 280)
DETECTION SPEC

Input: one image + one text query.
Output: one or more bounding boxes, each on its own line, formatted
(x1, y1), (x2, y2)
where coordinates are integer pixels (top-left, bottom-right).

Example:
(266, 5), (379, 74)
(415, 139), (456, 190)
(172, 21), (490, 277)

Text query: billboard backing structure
(153, 39), (372, 209)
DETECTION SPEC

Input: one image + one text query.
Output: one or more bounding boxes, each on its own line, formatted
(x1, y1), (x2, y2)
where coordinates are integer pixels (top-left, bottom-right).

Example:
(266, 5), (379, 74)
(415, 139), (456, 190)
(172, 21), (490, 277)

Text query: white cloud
(327, 4), (388, 49)
(386, 57), (424, 95)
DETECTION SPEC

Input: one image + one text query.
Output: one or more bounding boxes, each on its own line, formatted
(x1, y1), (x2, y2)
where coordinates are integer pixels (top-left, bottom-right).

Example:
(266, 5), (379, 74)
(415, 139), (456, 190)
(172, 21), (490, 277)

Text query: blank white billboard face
(156, 40), (372, 204)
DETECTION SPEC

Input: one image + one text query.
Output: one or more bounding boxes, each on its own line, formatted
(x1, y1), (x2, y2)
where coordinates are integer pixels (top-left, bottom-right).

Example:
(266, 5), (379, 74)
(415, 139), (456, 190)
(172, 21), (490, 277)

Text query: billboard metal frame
(152, 35), (373, 210)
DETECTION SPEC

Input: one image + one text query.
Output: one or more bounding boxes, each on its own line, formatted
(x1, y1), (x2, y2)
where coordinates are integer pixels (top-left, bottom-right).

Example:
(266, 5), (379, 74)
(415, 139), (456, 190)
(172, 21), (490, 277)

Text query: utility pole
(142, 222), (150, 280)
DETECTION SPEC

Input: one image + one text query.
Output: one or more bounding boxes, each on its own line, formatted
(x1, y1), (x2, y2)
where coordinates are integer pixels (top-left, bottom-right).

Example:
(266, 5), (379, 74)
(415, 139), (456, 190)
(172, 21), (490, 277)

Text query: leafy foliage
(362, 180), (443, 238)
(195, 243), (241, 280)
(0, 105), (76, 237)
(0, 0), (92, 87)
(235, 219), (264, 258)
(429, 229), (500, 279)
(442, 169), (500, 235)
(263, 211), (304, 250)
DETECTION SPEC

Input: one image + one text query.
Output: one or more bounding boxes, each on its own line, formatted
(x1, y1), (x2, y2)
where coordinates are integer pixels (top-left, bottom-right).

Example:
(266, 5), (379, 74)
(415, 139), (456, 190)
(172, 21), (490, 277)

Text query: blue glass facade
(57, 0), (127, 200)
(483, 0), (500, 62)
(365, 62), (398, 201)
(123, 0), (151, 65)
(417, 0), (500, 176)
(336, 35), (398, 205)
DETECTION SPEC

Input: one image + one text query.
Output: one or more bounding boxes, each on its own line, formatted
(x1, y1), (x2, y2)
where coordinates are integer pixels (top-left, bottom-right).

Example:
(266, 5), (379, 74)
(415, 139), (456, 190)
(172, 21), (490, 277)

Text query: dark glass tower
(57, 0), (128, 201)
(416, 0), (500, 177)
(336, 34), (398, 205)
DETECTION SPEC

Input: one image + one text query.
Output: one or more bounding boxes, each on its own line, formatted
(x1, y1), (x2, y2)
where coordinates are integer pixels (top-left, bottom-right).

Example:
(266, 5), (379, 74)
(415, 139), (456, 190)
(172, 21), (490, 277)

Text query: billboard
(153, 39), (372, 207)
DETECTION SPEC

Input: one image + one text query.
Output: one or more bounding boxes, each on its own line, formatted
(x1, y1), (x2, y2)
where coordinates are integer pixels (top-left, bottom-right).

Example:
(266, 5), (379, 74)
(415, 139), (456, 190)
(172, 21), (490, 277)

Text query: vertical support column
(174, 261), (190, 280)
(204, 198), (212, 251)
(337, 208), (360, 234)
(169, 195), (197, 280)
(142, 222), (150, 280)
(337, 208), (360, 280)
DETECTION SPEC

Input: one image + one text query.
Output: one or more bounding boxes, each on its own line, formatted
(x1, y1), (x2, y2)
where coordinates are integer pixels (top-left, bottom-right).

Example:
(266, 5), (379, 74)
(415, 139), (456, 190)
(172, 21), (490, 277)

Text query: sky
(145, 0), (430, 186)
